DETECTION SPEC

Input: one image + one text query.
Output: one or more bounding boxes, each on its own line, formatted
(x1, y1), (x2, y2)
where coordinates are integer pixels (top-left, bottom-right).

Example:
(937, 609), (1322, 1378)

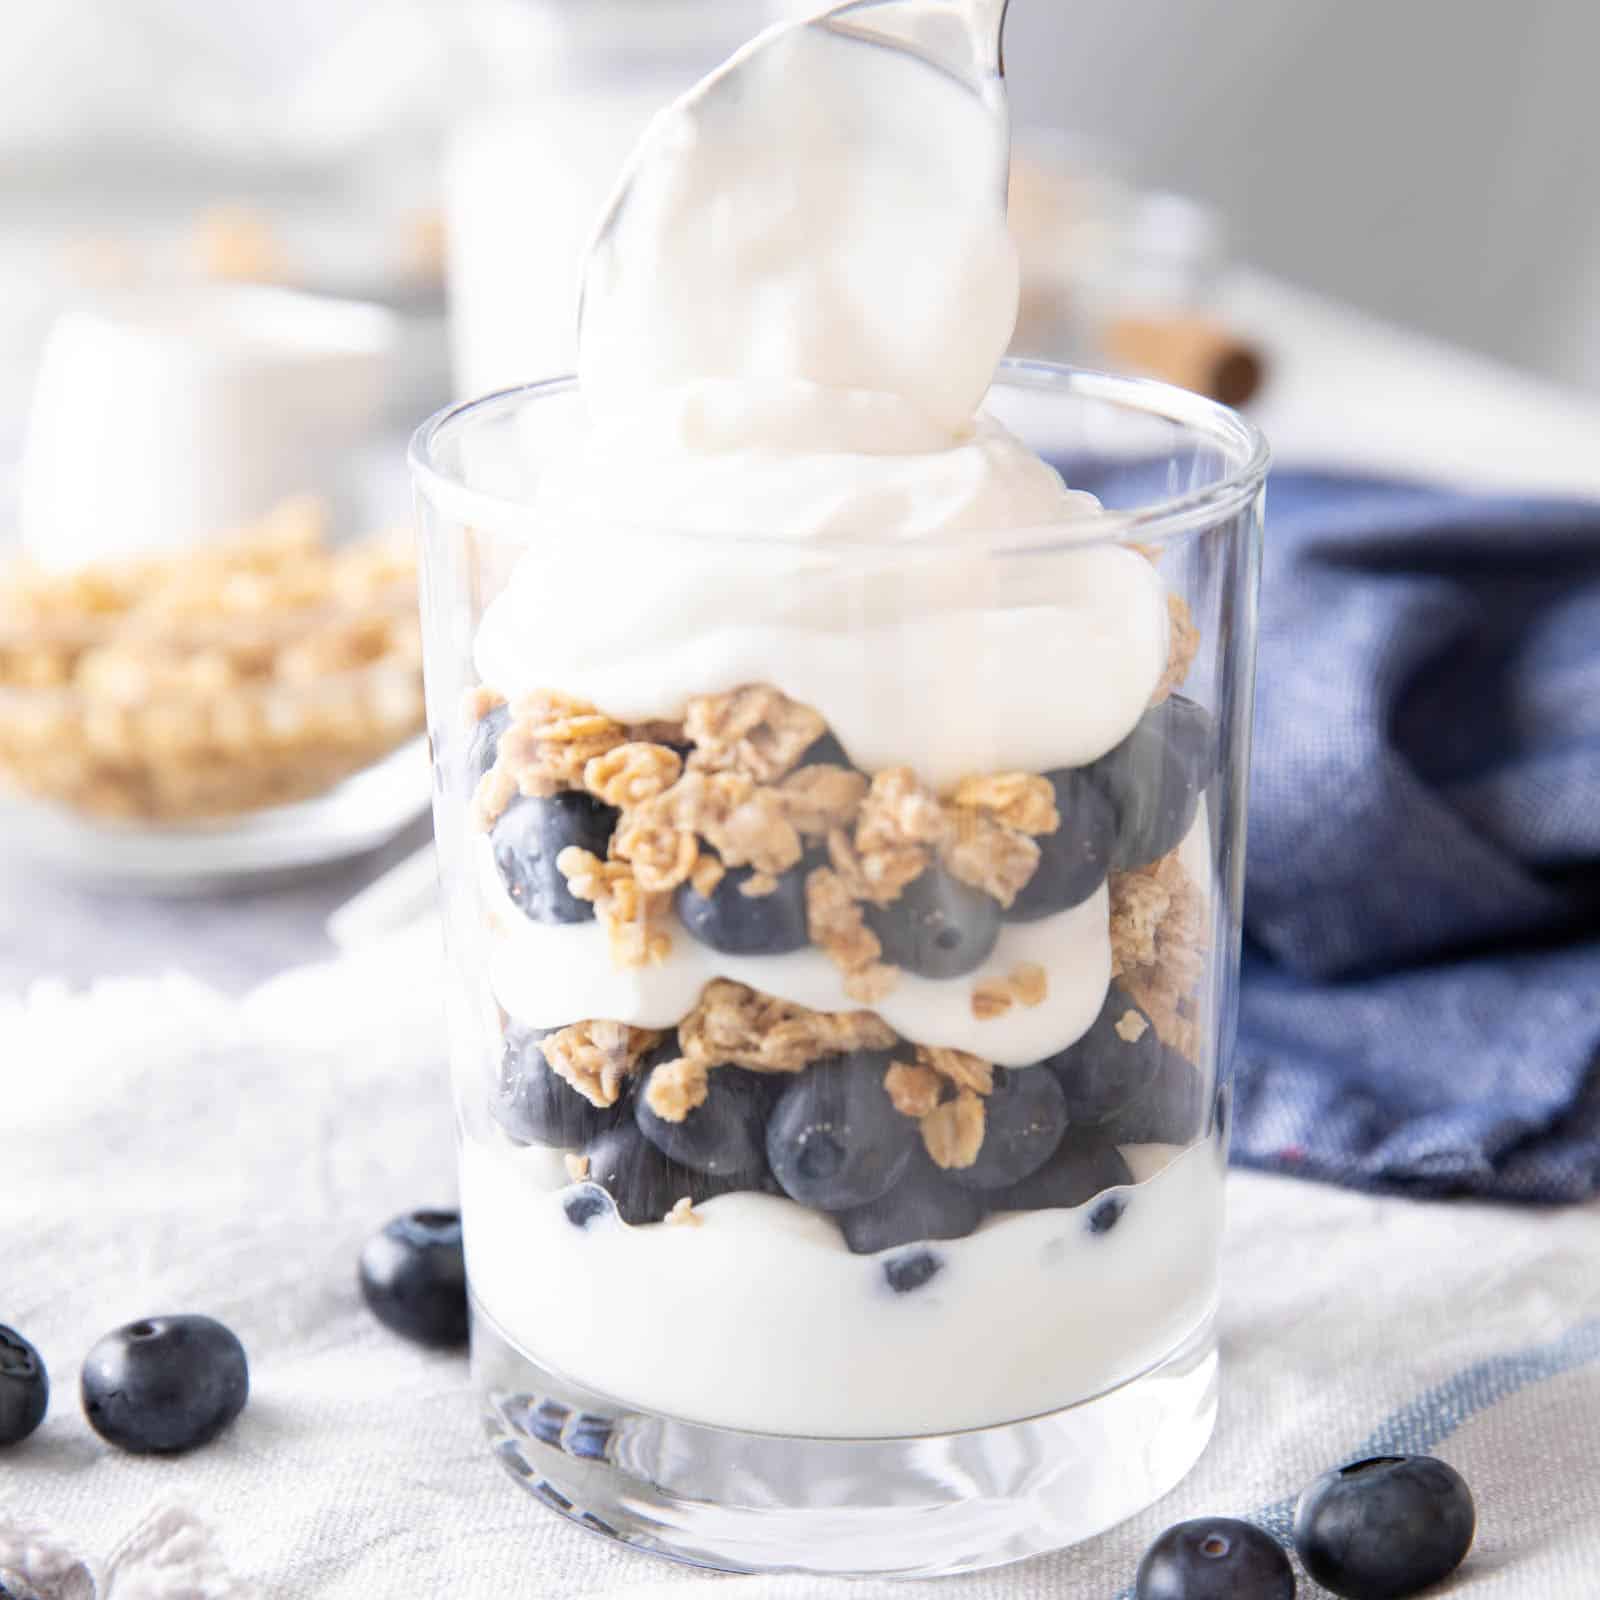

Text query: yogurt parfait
(412, 0), (1266, 1575)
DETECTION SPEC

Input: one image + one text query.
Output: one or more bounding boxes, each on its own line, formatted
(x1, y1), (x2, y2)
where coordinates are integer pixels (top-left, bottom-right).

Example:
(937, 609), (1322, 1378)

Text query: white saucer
(1, 736), (430, 895)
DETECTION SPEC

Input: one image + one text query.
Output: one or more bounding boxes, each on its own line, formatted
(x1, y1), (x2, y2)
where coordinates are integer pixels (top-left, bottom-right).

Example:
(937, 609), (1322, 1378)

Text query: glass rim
(408, 358), (1271, 550)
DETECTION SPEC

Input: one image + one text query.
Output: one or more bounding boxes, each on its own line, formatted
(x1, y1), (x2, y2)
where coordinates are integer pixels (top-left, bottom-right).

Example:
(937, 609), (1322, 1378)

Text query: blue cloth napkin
(1232, 472), (1600, 1201)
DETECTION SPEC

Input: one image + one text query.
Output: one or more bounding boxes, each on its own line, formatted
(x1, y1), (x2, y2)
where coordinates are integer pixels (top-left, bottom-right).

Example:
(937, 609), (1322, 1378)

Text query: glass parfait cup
(410, 362), (1267, 1577)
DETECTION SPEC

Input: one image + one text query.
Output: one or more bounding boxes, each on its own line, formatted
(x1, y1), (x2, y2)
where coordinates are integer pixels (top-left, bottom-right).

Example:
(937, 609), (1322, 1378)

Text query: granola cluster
(882, 1046), (996, 1170)
(803, 867), (896, 1003)
(1154, 592), (1200, 705)
(1109, 851), (1210, 1063)
(1109, 562), (1208, 1057)
(829, 766), (1058, 909)
(0, 498), (423, 820)
(920, 1090), (987, 1171)
(618, 771), (805, 889)
(642, 1056), (712, 1122)
(806, 765), (1060, 999)
(678, 979), (896, 1074)
(970, 962), (1049, 1021)
(638, 976), (898, 1124)
(540, 1021), (664, 1108)
(553, 847), (673, 969)
(683, 683), (826, 783)
(471, 691), (631, 825)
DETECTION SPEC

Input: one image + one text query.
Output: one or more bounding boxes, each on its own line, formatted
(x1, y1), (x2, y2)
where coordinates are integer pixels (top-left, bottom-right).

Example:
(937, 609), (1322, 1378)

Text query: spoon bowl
(576, 0), (1019, 432)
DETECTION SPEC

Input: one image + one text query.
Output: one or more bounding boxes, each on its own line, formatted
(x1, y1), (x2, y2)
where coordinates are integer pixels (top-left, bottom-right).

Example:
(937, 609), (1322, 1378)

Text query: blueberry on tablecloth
(359, 1210), (469, 1349)
(1295, 1454), (1475, 1599)
(0, 1324), (48, 1446)
(1135, 1516), (1294, 1599)
(81, 1315), (249, 1454)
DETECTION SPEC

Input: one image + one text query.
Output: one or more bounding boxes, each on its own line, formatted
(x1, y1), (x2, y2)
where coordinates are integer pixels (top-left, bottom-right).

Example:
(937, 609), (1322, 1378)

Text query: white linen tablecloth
(6, 926), (1600, 1597)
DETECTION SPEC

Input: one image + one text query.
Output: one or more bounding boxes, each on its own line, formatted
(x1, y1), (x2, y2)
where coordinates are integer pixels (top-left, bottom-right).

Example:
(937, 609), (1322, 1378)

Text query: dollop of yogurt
(473, 1), (1169, 786)
(579, 10), (1019, 433)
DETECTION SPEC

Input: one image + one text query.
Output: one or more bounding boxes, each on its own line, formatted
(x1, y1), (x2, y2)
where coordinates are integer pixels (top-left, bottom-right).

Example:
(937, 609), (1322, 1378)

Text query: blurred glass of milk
(447, 0), (795, 399)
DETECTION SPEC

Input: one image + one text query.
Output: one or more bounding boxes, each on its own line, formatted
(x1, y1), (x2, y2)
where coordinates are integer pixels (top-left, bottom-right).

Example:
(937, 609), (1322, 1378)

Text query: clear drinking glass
(410, 362), (1267, 1577)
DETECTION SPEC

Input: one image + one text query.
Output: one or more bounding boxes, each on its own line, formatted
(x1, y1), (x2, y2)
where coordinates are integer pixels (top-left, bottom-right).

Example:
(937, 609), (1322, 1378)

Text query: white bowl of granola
(0, 496), (428, 887)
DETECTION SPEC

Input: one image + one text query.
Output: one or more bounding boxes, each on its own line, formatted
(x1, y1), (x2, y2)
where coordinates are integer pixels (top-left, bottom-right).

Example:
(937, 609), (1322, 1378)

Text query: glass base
(474, 1296), (1219, 1577)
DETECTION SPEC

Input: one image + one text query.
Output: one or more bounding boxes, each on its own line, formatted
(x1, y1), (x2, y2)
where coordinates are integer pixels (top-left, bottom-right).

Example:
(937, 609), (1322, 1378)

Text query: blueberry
(865, 866), (1001, 979)
(1005, 768), (1118, 920)
(493, 1023), (626, 1149)
(359, 1210), (469, 1348)
(990, 1128), (1132, 1212)
(882, 1249), (943, 1295)
(766, 1053), (915, 1210)
(525, 1396), (570, 1443)
(1086, 694), (1215, 870)
(466, 702), (511, 785)
(636, 1062), (774, 1180)
(0, 1325), (48, 1446)
(675, 862), (810, 956)
(837, 1150), (986, 1253)
(584, 1121), (741, 1225)
(80, 1316), (249, 1454)
(1097, 1045), (1207, 1146)
(1136, 1517), (1295, 1599)
(492, 791), (619, 925)
(1042, 984), (1162, 1124)
(567, 1412), (614, 1461)
(1294, 1455), (1475, 1599)
(563, 1187), (615, 1229)
(949, 1066), (1067, 1191)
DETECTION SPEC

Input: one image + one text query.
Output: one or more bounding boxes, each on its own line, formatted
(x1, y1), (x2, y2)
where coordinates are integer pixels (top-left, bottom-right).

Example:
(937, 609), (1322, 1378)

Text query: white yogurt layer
(474, 491), (1168, 786)
(462, 1133), (1224, 1437)
(475, 835), (1109, 1065)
